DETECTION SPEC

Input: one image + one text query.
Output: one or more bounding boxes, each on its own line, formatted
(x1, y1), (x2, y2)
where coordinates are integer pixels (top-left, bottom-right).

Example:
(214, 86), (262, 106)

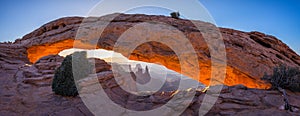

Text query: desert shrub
(170, 12), (180, 19)
(262, 65), (300, 92)
(52, 51), (93, 96)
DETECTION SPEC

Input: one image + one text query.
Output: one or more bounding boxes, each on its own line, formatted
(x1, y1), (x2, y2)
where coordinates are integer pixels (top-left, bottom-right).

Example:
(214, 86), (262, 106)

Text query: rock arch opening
(58, 48), (199, 83)
(26, 40), (270, 89)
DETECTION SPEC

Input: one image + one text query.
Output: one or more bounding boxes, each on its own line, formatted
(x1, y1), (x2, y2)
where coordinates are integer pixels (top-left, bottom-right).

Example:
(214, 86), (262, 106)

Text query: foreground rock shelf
(1, 13), (300, 115)
(0, 52), (299, 115)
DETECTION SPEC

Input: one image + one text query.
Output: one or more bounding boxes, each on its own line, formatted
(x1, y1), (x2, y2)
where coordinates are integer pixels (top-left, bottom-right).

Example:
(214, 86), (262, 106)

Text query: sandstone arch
(26, 38), (268, 89)
(22, 14), (300, 89)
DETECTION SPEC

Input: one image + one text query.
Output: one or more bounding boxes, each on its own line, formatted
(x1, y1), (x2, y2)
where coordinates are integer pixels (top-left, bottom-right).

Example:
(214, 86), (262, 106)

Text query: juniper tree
(52, 51), (93, 96)
(262, 65), (300, 112)
(170, 12), (180, 19)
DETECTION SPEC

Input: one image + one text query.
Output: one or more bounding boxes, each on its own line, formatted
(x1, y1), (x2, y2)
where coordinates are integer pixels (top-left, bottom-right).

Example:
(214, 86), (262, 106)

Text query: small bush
(262, 65), (300, 92)
(52, 51), (93, 96)
(170, 12), (180, 19)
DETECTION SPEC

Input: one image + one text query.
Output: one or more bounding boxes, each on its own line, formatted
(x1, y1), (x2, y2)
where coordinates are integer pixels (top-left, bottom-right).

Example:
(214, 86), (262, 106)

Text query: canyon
(17, 13), (300, 88)
(0, 13), (300, 115)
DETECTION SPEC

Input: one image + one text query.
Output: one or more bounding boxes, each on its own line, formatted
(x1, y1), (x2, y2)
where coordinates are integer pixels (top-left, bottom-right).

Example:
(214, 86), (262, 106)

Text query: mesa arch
(26, 39), (268, 89)
(22, 14), (300, 89)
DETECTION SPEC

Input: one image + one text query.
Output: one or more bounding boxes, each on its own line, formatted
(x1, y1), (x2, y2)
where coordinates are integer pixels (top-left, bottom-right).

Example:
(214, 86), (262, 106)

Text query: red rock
(14, 13), (298, 89)
(90, 58), (111, 73)
(1, 14), (300, 115)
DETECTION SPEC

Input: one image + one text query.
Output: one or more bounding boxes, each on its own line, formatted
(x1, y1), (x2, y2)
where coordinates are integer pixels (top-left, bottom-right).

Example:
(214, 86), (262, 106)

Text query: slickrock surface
(1, 14), (300, 115)
(0, 53), (299, 115)
(13, 13), (299, 88)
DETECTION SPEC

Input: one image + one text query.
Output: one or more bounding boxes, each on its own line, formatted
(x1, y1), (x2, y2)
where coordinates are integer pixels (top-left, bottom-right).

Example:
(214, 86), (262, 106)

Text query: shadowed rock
(14, 13), (299, 88)
(0, 13), (300, 115)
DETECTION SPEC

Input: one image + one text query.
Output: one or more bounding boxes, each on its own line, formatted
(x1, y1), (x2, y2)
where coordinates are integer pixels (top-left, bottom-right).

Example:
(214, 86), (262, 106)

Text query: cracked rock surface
(0, 49), (299, 115)
(1, 14), (300, 115)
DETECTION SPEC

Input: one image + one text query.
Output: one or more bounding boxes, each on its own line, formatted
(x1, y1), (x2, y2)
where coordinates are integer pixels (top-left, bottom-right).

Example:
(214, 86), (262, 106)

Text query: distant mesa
(130, 64), (151, 84)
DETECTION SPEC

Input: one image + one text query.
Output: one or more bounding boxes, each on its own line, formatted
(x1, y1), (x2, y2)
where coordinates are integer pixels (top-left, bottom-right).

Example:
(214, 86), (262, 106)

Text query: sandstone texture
(12, 13), (299, 88)
(1, 13), (300, 115)
(0, 51), (299, 115)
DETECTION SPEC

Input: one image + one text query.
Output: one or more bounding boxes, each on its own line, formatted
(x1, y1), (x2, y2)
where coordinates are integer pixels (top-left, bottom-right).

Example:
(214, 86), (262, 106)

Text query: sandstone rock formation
(1, 13), (300, 115)
(130, 64), (151, 84)
(0, 50), (299, 115)
(12, 13), (299, 89)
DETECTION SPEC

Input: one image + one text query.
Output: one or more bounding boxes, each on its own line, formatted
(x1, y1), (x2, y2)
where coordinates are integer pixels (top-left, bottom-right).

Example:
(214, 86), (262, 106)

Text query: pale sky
(1, 0), (299, 54)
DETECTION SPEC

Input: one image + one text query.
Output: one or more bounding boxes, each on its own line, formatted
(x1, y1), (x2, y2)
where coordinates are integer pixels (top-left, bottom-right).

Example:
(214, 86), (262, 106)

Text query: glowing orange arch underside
(26, 39), (270, 89)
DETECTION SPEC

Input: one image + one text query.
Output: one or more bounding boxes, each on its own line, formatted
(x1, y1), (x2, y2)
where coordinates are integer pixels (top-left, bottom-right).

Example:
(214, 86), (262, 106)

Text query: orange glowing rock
(27, 39), (98, 63)
(23, 14), (297, 89)
(27, 39), (270, 89)
(129, 53), (270, 89)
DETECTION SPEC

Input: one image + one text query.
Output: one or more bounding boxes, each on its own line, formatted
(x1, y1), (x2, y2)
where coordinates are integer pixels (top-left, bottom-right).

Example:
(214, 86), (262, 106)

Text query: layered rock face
(0, 52), (299, 115)
(14, 13), (299, 88)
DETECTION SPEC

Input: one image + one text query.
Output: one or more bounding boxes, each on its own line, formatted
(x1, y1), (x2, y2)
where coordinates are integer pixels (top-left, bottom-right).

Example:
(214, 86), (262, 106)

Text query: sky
(0, 0), (299, 54)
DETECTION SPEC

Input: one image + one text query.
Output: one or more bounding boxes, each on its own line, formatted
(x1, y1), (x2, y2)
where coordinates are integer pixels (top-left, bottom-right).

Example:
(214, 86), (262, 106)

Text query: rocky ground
(0, 50), (299, 115)
(1, 13), (300, 115)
